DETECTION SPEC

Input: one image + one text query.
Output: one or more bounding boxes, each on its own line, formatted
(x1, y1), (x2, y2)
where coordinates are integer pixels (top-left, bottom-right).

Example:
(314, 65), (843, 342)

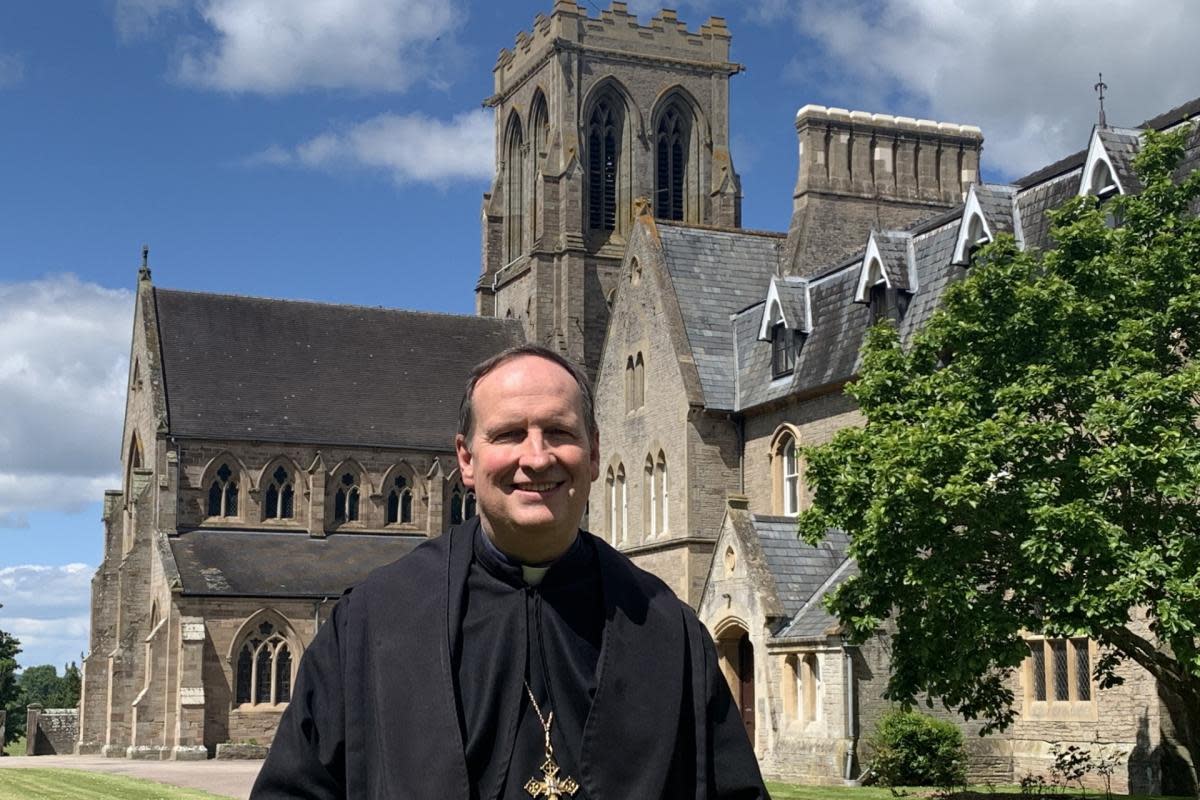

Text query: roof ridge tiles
(155, 286), (515, 324)
(655, 220), (788, 239)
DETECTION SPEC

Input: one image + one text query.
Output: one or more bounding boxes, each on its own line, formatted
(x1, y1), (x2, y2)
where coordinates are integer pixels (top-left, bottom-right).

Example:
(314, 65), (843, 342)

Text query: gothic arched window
(773, 432), (801, 516)
(450, 486), (464, 525)
(643, 455), (655, 538)
(386, 474), (413, 525)
(464, 491), (477, 519)
(606, 467), (616, 544)
(333, 472), (360, 523)
(263, 465), (294, 520)
(530, 93), (549, 239)
(505, 115), (525, 262)
(587, 97), (621, 232)
(655, 106), (688, 221)
(234, 620), (292, 707)
(655, 450), (668, 535)
(207, 462), (239, 518)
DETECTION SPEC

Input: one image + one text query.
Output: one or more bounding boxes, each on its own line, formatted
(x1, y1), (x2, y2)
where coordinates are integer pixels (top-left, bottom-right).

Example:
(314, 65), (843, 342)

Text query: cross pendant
(524, 756), (579, 799)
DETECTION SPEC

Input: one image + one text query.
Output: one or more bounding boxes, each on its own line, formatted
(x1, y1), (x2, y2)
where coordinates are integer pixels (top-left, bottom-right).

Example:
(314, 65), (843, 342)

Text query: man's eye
(493, 430), (523, 442)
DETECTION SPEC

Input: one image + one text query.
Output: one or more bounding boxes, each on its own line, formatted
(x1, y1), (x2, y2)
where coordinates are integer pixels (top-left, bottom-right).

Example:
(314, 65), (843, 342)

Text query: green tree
(0, 606), (22, 746)
(18, 663), (81, 710)
(799, 127), (1200, 796)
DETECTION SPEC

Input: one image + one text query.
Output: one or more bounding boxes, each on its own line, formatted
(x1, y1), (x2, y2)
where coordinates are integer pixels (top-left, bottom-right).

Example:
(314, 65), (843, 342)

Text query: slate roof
(776, 557), (859, 641)
(1014, 172), (1081, 251)
(974, 184), (1016, 235)
(774, 277), (811, 333)
(154, 289), (525, 449)
(657, 223), (784, 410)
(753, 515), (849, 618)
(1097, 127), (1145, 194)
(167, 529), (424, 597)
(872, 232), (913, 291)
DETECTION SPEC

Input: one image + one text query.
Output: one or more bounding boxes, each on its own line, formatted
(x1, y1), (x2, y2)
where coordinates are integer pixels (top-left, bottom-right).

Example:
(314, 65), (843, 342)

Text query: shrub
(868, 708), (968, 788)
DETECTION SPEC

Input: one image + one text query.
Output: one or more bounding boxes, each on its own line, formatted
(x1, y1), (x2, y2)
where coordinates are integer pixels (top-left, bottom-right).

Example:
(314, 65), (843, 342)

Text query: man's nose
(519, 431), (553, 470)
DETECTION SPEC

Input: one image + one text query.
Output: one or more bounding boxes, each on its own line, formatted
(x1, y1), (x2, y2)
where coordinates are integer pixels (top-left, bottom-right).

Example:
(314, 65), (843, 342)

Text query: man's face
(455, 355), (600, 561)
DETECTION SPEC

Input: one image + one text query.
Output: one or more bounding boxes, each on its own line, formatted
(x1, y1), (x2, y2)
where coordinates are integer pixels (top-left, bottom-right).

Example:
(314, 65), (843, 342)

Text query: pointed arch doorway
(716, 623), (755, 744)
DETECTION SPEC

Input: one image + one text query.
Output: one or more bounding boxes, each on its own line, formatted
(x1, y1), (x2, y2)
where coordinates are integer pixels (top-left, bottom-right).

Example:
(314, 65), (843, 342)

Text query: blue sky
(2, 0), (1199, 669)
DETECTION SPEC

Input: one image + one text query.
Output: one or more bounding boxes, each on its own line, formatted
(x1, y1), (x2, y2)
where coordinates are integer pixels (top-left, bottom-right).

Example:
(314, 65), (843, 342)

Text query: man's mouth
(514, 481), (563, 493)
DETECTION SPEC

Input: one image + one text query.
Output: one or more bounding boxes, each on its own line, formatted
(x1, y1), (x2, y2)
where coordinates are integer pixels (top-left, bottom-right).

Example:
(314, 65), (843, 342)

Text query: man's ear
(588, 428), (600, 482)
(455, 433), (476, 488)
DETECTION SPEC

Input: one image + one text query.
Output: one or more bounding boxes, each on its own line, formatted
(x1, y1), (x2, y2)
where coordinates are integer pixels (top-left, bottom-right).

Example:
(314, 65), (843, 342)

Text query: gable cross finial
(139, 244), (152, 281)
(1094, 72), (1108, 129)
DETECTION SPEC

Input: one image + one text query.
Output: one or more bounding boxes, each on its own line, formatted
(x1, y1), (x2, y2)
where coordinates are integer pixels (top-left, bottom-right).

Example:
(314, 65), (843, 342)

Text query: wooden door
(737, 633), (755, 742)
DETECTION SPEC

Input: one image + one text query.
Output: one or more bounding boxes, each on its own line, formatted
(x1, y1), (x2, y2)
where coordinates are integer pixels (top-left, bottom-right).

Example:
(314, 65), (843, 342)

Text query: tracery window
(386, 474), (414, 525)
(587, 97), (621, 232)
(655, 106), (688, 221)
(530, 93), (549, 240)
(207, 463), (239, 518)
(263, 465), (294, 520)
(333, 472), (360, 523)
(235, 620), (292, 707)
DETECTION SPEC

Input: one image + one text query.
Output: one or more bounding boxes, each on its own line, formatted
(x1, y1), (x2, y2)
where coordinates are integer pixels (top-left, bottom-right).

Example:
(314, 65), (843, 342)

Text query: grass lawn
(764, 785), (1190, 800)
(0, 739), (23, 759)
(0, 768), (231, 799)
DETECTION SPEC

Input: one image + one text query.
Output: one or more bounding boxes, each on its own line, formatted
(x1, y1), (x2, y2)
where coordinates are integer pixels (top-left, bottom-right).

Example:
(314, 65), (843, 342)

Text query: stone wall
(26, 707), (79, 756)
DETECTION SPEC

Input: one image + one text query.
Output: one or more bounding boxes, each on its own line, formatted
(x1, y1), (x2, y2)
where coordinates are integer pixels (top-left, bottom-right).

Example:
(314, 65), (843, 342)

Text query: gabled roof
(1079, 126), (1144, 197)
(752, 515), (850, 619)
(775, 557), (858, 641)
(854, 230), (914, 302)
(167, 529), (423, 597)
(952, 183), (1016, 264)
(757, 276), (811, 340)
(153, 288), (525, 450)
(657, 223), (784, 410)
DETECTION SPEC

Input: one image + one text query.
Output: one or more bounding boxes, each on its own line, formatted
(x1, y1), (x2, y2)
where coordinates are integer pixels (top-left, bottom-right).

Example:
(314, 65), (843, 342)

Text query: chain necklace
(522, 681), (579, 799)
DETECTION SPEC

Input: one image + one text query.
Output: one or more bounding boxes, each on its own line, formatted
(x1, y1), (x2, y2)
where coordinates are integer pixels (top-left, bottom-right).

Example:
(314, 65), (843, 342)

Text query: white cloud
(0, 53), (24, 88)
(253, 109), (494, 185)
(0, 564), (93, 668)
(174, 0), (459, 93)
(0, 276), (132, 519)
(772, 0), (1200, 179)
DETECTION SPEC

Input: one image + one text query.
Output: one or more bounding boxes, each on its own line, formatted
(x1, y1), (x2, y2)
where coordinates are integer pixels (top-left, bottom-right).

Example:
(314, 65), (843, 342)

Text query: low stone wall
(0, 709), (7, 755)
(216, 742), (269, 760)
(25, 706), (80, 756)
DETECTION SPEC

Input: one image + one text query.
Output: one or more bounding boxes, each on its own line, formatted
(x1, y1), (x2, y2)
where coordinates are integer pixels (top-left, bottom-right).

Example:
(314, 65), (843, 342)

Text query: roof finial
(139, 244), (152, 282)
(1094, 72), (1108, 129)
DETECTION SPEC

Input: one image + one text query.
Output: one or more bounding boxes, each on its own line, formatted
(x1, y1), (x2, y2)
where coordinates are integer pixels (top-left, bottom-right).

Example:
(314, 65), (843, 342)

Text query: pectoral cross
(524, 757), (579, 799)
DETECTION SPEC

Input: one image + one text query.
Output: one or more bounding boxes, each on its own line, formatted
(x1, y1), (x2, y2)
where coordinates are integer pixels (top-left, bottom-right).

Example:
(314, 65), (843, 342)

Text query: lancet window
(505, 116), (525, 262)
(235, 620), (292, 707)
(450, 486), (464, 525)
(587, 97), (621, 232)
(207, 463), (239, 518)
(386, 474), (414, 525)
(333, 472), (360, 523)
(655, 107), (687, 221)
(263, 465), (294, 520)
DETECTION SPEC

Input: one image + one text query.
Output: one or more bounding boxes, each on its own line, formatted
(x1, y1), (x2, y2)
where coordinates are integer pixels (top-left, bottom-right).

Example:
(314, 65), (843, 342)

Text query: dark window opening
(655, 107), (687, 221)
(771, 323), (797, 378)
(869, 283), (910, 325)
(588, 99), (620, 231)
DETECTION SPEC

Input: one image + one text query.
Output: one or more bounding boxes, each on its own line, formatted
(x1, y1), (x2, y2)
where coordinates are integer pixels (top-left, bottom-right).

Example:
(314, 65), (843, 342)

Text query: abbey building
(80, 1), (1199, 792)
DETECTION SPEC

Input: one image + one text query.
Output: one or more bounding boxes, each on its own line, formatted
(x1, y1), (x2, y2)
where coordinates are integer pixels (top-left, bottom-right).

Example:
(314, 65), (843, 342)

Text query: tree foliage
(19, 663), (82, 710)
(0, 606), (22, 746)
(799, 127), (1200, 792)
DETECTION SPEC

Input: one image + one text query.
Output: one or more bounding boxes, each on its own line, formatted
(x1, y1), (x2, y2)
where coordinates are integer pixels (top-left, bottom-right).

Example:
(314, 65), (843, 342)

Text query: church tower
(476, 1), (743, 376)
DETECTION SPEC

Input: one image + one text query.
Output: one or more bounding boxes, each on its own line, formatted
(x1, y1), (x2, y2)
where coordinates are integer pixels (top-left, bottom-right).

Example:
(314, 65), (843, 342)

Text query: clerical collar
(473, 525), (589, 587)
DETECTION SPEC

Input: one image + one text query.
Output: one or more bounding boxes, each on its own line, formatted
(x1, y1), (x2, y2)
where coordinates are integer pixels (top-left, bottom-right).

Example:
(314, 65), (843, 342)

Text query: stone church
(79, 1), (1198, 792)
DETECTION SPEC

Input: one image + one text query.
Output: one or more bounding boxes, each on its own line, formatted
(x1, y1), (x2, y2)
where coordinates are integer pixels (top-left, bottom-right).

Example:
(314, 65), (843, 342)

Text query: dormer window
(869, 282), (909, 325)
(1089, 160), (1119, 203)
(771, 322), (796, 378)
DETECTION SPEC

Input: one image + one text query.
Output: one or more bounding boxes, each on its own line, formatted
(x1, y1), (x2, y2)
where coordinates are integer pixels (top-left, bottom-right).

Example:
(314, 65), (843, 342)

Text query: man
(253, 345), (767, 798)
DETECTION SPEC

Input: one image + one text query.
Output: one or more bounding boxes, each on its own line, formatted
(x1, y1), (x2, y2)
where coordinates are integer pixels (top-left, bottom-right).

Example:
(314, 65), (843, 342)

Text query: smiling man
(253, 345), (767, 799)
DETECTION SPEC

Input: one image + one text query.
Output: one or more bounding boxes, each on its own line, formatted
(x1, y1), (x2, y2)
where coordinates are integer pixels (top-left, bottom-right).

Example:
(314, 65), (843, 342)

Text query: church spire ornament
(523, 683), (579, 799)
(1094, 72), (1108, 129)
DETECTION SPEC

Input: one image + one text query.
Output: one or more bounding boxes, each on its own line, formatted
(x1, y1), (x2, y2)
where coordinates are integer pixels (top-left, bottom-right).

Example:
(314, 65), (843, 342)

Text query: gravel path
(0, 754), (261, 799)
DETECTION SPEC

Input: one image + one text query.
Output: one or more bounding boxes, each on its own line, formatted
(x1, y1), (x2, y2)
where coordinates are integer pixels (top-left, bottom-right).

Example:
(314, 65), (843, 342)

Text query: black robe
(252, 519), (768, 799)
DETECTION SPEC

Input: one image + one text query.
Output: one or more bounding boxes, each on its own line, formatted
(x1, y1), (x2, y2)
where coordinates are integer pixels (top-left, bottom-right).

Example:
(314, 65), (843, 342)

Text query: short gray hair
(457, 344), (597, 443)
